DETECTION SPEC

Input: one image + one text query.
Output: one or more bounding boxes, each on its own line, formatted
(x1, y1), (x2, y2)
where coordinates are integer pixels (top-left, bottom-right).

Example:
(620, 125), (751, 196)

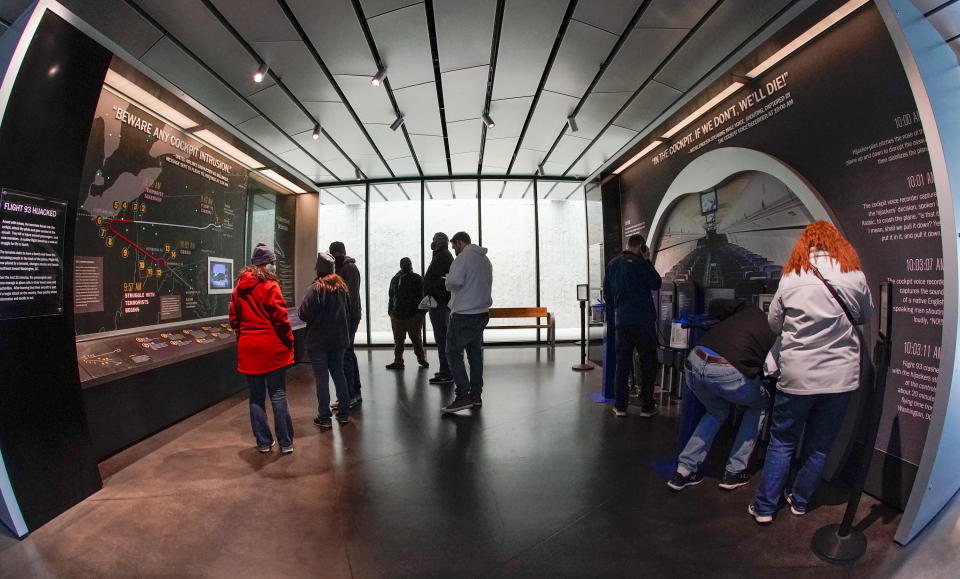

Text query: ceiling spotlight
(312, 124), (320, 140)
(390, 115), (405, 131)
(371, 64), (387, 86)
(253, 63), (268, 83)
(567, 115), (578, 133)
(482, 113), (495, 128)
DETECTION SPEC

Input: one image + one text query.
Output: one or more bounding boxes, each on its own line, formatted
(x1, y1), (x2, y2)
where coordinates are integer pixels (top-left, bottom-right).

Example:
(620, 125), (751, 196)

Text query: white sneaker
(785, 492), (806, 516)
(280, 444), (293, 455)
(748, 503), (772, 524)
(256, 441), (274, 453)
(612, 407), (627, 417)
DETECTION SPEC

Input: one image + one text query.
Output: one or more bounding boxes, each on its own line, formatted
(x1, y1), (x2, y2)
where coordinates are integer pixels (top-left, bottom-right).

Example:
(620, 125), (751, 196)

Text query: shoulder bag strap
(809, 264), (857, 327)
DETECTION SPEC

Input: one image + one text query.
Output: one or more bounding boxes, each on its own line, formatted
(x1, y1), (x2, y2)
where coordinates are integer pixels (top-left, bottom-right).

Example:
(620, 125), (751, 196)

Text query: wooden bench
(487, 307), (555, 347)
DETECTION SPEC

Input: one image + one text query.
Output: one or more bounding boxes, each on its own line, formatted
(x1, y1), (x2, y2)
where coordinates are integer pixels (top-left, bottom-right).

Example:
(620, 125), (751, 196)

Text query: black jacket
(335, 256), (362, 320)
(423, 247), (453, 306)
(603, 250), (662, 330)
(697, 299), (776, 379)
(388, 269), (424, 318)
(298, 283), (351, 353)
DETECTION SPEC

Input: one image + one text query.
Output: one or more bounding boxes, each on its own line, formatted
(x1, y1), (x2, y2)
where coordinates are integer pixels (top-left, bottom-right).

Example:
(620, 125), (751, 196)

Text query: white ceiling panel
(492, 0), (569, 100)
(208, 0), (298, 42)
(573, 0), (643, 36)
(451, 181), (478, 199)
(447, 119), (482, 155)
(568, 125), (637, 176)
(335, 75), (396, 124)
(441, 66), (489, 123)
(136, 0), (270, 98)
(237, 115), (298, 155)
(510, 148), (545, 175)
(388, 156), (420, 176)
(141, 38), (258, 125)
(248, 84), (313, 134)
(393, 82), (443, 136)
(655, 0), (791, 92)
(636, 0), (717, 30)
(451, 152), (480, 175)
(613, 80), (683, 132)
(928, 5), (960, 39)
(60, 0), (164, 59)
(420, 163), (450, 177)
(287, 0), (374, 75)
(364, 124), (415, 161)
(571, 91), (632, 139)
(541, 161), (570, 176)
(367, 4), (435, 90)
(306, 102), (381, 158)
(542, 181), (581, 199)
(518, 90), (578, 152)
(487, 97), (534, 139)
(278, 149), (331, 180)
(255, 42), (340, 103)
(481, 137), (519, 173)
(435, 0), (497, 72)
(594, 28), (687, 93)
(360, 0), (420, 18)
(425, 182), (452, 199)
(548, 134), (595, 168)
(355, 155), (393, 179)
(291, 129), (348, 164)
(545, 20), (617, 98)
(409, 135), (447, 171)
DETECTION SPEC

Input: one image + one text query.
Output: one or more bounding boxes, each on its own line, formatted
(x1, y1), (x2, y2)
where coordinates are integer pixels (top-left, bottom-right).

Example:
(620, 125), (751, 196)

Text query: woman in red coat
(229, 243), (295, 454)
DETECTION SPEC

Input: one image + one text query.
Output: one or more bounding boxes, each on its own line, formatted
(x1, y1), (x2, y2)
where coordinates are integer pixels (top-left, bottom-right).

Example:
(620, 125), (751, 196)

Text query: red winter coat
(229, 270), (294, 375)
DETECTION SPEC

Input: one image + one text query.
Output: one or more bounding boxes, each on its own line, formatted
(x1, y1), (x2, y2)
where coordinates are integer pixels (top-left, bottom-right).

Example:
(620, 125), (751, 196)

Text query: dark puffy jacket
(298, 281), (351, 353)
(388, 270), (424, 318)
(603, 250), (662, 330)
(335, 256), (362, 320)
(423, 247), (453, 306)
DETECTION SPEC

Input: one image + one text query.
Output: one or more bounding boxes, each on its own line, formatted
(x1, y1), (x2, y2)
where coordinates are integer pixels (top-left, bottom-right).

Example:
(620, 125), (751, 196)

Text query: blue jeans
(247, 368), (293, 449)
(344, 318), (362, 397)
(752, 390), (853, 515)
(429, 304), (451, 376)
(678, 349), (770, 475)
(310, 349), (351, 419)
(447, 312), (488, 398)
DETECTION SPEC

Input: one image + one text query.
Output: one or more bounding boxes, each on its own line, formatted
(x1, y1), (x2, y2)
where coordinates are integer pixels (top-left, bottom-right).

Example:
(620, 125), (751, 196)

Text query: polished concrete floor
(1, 345), (957, 577)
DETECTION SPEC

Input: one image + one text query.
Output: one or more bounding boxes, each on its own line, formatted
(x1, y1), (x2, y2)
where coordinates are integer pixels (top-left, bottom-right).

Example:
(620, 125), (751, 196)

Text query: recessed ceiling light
(661, 82), (744, 139)
(193, 129), (263, 169)
(104, 69), (198, 129)
(613, 140), (664, 175)
(260, 169), (306, 194)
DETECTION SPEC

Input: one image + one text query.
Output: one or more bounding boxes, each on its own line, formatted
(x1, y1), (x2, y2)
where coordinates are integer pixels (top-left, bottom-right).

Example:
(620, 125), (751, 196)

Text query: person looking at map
(229, 243), (295, 455)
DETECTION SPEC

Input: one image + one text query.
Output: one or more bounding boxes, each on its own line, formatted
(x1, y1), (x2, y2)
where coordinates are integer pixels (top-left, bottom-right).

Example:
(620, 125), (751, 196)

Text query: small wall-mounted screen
(207, 257), (234, 294)
(699, 188), (718, 215)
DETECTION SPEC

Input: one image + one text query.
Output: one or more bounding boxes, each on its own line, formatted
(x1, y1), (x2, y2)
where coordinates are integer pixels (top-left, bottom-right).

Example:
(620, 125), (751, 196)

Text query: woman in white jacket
(749, 221), (873, 524)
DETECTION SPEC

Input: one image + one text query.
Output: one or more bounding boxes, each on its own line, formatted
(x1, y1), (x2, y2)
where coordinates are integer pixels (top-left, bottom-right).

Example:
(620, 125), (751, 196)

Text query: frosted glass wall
(316, 186), (366, 343)
(368, 183), (421, 343)
(538, 182), (588, 340)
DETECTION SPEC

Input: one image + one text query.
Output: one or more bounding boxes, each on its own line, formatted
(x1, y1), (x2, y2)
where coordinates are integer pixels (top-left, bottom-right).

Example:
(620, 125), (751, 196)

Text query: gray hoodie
(445, 244), (493, 315)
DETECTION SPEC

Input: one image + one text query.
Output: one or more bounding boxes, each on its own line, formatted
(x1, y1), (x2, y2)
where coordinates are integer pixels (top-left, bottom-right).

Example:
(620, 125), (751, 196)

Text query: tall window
(317, 186), (366, 342)
(538, 181), (588, 340)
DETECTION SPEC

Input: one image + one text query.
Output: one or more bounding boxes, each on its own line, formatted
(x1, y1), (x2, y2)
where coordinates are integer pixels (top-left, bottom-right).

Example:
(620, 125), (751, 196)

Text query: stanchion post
(573, 284), (594, 371)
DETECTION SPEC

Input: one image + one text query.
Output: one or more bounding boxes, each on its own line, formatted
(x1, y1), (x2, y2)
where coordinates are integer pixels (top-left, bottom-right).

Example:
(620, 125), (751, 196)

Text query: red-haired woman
(749, 221), (873, 524)
(230, 243), (295, 454)
(299, 252), (353, 428)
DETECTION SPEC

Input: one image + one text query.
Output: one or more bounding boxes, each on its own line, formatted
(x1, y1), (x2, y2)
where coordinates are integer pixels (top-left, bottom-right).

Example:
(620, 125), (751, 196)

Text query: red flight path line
(108, 219), (167, 266)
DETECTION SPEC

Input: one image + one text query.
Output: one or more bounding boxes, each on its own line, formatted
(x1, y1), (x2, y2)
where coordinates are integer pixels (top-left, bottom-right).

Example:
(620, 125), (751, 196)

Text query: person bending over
(386, 257), (427, 370)
(668, 299), (776, 492)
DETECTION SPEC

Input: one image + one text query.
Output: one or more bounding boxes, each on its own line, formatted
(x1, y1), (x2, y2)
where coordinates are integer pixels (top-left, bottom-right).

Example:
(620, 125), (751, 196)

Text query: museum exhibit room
(4, 0), (960, 576)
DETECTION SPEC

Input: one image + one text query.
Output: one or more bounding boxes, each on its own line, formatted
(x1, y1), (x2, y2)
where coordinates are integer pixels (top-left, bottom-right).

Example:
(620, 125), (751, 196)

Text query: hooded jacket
(697, 299), (776, 379)
(769, 252), (873, 395)
(446, 244), (493, 315)
(424, 246), (454, 306)
(603, 250), (661, 330)
(389, 265), (425, 318)
(335, 256), (362, 321)
(229, 270), (294, 374)
(298, 279), (351, 353)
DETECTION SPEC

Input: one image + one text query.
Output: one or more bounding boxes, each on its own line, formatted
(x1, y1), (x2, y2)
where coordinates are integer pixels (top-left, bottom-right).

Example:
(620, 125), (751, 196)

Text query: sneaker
(349, 395), (363, 409)
(386, 362), (404, 370)
(418, 359), (430, 368)
(470, 392), (482, 407)
(429, 375), (454, 384)
(667, 471), (704, 491)
(256, 441), (275, 453)
(442, 395), (474, 414)
(336, 414), (351, 425)
(748, 503), (773, 524)
(612, 406), (627, 417)
(639, 405), (659, 418)
(314, 416), (333, 429)
(280, 445), (293, 455)
(330, 400), (339, 410)
(784, 491), (806, 516)
(719, 470), (751, 490)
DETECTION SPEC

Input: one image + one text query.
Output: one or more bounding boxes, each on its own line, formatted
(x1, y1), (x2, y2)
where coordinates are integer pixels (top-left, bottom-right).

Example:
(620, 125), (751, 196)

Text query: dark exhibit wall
(616, 6), (941, 504)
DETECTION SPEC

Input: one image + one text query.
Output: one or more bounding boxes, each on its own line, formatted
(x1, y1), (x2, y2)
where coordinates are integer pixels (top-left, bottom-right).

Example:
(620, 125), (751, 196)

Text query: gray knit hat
(315, 251), (336, 275)
(251, 243), (276, 266)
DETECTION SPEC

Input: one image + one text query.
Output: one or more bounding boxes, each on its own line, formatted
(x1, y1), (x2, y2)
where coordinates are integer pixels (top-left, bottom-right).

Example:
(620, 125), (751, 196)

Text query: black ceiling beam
(197, 0), (364, 180)
(350, 0), (423, 178)
(564, 0), (803, 177)
(275, 0), (400, 180)
(505, 0), (579, 175)
(424, 0), (452, 176)
(477, 0), (507, 174)
(121, 0), (333, 186)
(539, 0), (654, 170)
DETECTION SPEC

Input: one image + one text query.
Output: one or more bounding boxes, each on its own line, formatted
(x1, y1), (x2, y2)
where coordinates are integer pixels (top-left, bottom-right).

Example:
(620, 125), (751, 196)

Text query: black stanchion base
(572, 363), (595, 371)
(811, 524), (867, 565)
